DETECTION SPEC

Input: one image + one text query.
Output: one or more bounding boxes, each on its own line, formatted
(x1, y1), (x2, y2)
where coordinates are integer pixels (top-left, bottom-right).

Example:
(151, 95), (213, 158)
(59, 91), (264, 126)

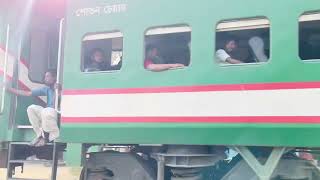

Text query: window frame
(214, 17), (271, 67)
(299, 11), (320, 62)
(80, 30), (124, 74)
(143, 24), (192, 72)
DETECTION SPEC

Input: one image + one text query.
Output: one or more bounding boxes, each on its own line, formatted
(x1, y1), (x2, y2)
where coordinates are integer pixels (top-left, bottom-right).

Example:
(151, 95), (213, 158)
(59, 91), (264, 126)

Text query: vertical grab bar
(0, 24), (10, 114)
(55, 18), (64, 113)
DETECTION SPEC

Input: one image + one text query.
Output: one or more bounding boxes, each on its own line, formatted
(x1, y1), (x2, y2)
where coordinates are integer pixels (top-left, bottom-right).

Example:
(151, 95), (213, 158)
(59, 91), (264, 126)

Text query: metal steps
(16, 125), (33, 129)
(9, 160), (52, 164)
(9, 142), (54, 146)
(6, 142), (62, 180)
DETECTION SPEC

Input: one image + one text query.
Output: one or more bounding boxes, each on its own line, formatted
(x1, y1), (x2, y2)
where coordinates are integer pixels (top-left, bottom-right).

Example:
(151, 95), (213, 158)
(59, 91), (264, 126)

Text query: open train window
(81, 31), (123, 72)
(215, 18), (270, 65)
(144, 25), (191, 72)
(299, 12), (320, 61)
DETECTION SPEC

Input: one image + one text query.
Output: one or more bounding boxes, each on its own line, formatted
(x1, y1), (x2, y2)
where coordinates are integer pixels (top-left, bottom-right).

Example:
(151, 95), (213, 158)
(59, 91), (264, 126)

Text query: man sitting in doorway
(6, 70), (60, 147)
(216, 38), (244, 64)
(144, 45), (185, 72)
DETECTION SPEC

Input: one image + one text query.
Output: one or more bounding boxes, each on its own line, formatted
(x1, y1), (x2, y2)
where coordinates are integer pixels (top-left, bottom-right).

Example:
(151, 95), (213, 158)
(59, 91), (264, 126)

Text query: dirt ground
(0, 165), (82, 180)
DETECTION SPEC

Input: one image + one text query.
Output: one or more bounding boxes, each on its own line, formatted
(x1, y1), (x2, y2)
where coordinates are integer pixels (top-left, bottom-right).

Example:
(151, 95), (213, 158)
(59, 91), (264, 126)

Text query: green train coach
(1, 0), (320, 179)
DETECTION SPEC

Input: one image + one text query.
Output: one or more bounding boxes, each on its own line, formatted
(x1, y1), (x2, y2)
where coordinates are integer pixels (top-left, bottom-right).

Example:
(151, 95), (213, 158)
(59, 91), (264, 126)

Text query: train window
(81, 31), (123, 72)
(144, 25), (191, 72)
(299, 12), (320, 61)
(216, 18), (270, 65)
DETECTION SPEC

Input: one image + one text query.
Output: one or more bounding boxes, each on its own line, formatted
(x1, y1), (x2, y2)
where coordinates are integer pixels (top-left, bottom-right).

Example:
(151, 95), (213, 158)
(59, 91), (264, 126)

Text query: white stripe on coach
(61, 88), (320, 117)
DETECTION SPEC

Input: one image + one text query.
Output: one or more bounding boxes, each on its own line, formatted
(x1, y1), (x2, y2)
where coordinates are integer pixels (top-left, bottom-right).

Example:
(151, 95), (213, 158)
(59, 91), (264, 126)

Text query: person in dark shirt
(6, 70), (59, 147)
(85, 48), (108, 72)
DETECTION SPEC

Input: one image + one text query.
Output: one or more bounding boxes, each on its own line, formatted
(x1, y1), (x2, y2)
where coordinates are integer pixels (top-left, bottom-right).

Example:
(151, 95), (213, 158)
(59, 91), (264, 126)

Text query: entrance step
(16, 125), (33, 129)
(6, 142), (65, 180)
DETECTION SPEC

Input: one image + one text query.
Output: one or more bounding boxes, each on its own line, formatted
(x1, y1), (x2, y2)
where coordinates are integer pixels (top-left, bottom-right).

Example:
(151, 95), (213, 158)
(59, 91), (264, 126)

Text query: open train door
(1, 0), (66, 133)
(0, 0), (66, 172)
(0, 23), (14, 128)
(0, 1), (26, 167)
(0, 7), (24, 136)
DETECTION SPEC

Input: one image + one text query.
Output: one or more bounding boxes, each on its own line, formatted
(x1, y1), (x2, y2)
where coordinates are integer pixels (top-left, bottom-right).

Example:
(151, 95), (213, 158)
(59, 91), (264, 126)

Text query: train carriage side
(1, 0), (318, 179)
(61, 0), (320, 147)
(58, 0), (320, 179)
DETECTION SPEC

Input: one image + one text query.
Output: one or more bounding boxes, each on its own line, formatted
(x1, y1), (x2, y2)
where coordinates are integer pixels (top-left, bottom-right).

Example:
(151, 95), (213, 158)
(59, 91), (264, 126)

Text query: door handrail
(55, 18), (64, 113)
(1, 24), (10, 114)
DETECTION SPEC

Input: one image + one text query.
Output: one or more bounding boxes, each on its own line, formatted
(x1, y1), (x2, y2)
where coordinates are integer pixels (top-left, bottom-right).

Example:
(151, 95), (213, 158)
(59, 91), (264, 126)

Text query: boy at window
(216, 38), (243, 64)
(144, 45), (185, 72)
(85, 48), (108, 72)
(6, 70), (60, 147)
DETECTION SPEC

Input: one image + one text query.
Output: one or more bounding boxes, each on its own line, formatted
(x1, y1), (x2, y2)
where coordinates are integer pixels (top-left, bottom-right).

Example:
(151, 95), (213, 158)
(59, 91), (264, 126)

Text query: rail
(0, 24), (10, 114)
(55, 18), (65, 113)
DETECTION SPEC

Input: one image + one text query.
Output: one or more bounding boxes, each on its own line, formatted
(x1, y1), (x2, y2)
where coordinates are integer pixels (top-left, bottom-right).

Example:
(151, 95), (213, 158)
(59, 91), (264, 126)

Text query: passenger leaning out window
(216, 38), (244, 64)
(144, 45), (185, 72)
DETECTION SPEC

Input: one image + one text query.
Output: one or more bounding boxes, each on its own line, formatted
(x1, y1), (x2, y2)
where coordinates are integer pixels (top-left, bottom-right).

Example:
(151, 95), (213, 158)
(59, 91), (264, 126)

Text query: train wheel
(79, 167), (114, 180)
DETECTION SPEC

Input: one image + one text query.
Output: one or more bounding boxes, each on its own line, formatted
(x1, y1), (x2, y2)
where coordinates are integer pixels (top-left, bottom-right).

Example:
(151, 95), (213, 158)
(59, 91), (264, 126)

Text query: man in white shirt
(216, 38), (243, 64)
